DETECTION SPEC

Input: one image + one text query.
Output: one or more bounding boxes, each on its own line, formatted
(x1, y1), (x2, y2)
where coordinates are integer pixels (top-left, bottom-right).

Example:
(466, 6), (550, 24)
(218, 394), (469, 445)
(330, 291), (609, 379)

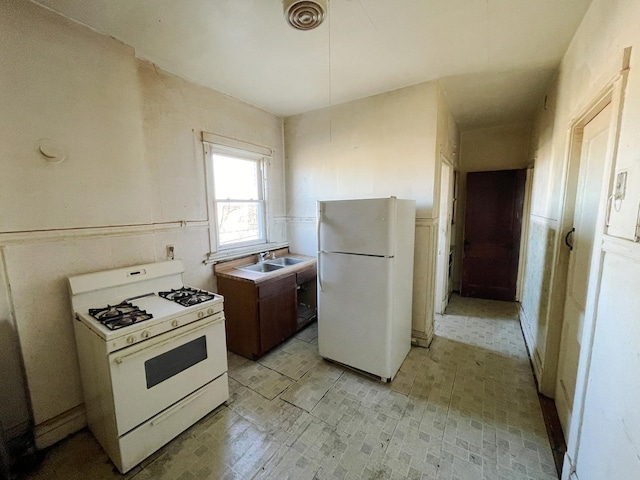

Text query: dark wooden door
(461, 169), (526, 301)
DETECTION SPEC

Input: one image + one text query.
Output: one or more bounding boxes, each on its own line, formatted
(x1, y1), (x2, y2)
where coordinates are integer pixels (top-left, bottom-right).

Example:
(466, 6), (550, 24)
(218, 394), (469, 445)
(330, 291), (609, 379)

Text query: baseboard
(519, 306), (543, 381)
(538, 394), (567, 478)
(4, 421), (30, 443)
(34, 405), (86, 450)
(411, 328), (433, 348)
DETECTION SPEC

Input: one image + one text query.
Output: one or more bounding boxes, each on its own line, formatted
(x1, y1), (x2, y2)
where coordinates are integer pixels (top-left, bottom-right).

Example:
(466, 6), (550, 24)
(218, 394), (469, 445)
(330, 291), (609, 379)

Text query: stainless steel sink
(266, 257), (305, 266)
(239, 262), (285, 273)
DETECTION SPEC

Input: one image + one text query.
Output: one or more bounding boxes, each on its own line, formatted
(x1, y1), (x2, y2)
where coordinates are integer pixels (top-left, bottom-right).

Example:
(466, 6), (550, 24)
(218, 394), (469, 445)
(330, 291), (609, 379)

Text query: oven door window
(144, 336), (208, 389)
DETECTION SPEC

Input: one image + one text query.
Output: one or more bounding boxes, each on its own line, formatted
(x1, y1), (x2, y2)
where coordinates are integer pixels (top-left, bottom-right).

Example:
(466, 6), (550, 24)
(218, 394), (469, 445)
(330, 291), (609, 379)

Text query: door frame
(460, 168), (527, 301)
(538, 62), (629, 479)
(435, 156), (455, 314)
(555, 101), (613, 437)
(516, 165), (534, 302)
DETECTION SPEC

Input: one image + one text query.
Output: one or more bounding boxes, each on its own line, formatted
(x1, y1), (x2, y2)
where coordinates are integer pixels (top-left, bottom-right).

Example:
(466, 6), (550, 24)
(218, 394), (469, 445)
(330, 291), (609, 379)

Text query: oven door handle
(113, 315), (224, 365)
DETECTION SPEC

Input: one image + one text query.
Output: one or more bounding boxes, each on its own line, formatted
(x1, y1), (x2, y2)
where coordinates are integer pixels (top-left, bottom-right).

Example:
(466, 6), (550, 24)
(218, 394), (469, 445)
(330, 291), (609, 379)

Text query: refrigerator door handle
(317, 253), (323, 291)
(317, 203), (323, 291)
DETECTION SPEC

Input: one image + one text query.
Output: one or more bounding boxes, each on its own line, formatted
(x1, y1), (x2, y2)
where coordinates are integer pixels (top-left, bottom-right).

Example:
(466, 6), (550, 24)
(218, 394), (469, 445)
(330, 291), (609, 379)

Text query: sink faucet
(259, 252), (269, 262)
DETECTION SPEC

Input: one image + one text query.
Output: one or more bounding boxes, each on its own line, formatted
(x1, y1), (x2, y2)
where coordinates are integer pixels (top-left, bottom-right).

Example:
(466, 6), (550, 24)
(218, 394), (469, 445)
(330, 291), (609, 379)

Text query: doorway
(555, 102), (612, 436)
(435, 159), (455, 314)
(461, 169), (527, 301)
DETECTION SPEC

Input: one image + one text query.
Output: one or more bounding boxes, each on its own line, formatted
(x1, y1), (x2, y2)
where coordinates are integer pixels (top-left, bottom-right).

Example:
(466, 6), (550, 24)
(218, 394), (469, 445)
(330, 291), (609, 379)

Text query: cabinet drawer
(258, 273), (296, 299)
(296, 264), (317, 285)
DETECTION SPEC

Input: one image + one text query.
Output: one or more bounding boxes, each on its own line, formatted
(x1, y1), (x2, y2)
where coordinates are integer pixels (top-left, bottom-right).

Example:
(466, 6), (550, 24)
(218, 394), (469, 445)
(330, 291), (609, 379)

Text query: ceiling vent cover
(283, 0), (327, 31)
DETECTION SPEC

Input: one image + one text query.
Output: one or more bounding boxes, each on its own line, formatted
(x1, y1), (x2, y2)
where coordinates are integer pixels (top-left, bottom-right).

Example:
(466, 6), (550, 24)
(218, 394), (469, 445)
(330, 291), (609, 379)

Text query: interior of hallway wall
(284, 81), (459, 346)
(0, 0), (285, 449)
(522, 0), (640, 477)
(452, 124), (533, 291)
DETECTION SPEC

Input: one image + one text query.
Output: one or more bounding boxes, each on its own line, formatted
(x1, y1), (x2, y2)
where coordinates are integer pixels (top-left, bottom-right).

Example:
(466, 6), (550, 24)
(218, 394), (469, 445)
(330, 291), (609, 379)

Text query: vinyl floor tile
(22, 295), (558, 480)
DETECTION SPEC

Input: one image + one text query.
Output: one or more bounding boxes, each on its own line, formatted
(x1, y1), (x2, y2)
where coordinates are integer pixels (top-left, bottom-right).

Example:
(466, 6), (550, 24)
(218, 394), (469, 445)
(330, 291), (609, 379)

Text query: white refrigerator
(317, 197), (416, 381)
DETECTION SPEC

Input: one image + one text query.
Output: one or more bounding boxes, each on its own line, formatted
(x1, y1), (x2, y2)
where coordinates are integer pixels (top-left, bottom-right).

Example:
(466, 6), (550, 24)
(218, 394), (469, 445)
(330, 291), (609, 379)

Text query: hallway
(23, 295), (556, 480)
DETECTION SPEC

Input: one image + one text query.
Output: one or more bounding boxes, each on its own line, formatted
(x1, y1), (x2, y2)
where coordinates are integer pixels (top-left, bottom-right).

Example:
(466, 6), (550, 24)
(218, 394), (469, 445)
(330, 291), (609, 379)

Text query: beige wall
(459, 124), (532, 172)
(0, 0), (285, 447)
(522, 0), (640, 476)
(284, 81), (459, 344)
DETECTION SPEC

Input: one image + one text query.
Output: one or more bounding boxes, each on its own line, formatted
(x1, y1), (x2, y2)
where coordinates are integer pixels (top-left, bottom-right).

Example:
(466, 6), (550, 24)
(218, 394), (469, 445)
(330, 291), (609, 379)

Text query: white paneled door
(555, 103), (612, 436)
(435, 161), (453, 314)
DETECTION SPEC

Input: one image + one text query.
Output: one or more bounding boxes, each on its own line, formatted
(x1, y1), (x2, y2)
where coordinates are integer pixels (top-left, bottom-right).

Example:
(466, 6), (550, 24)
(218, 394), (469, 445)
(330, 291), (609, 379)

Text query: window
(212, 150), (266, 249)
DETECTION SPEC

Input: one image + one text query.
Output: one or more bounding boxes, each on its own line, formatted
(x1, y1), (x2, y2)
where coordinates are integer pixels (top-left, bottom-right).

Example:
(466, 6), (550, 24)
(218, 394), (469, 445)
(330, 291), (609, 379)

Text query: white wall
(0, 0), (285, 448)
(284, 81), (459, 344)
(573, 242), (640, 479)
(523, 0), (640, 476)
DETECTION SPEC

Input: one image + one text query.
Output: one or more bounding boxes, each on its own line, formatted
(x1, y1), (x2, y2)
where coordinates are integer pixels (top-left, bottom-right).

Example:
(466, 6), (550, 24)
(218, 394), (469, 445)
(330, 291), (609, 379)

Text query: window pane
(213, 154), (259, 200)
(217, 202), (262, 246)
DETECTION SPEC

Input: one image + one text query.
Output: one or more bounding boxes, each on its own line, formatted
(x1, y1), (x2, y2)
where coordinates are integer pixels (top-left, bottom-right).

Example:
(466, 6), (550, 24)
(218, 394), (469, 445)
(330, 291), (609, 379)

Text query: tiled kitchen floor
(22, 295), (557, 480)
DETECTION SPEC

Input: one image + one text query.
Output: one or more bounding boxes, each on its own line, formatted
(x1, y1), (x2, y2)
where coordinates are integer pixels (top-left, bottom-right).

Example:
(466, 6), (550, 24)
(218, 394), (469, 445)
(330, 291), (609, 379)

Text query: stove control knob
(207, 308), (214, 315)
(141, 330), (150, 339)
(171, 320), (179, 327)
(197, 311), (204, 319)
(127, 335), (136, 344)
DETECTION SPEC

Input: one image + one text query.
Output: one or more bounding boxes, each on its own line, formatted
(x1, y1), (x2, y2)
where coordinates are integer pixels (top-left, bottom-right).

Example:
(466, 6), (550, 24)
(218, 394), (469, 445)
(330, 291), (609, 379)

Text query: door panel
(556, 103), (611, 436)
(259, 282), (297, 353)
(461, 169), (526, 301)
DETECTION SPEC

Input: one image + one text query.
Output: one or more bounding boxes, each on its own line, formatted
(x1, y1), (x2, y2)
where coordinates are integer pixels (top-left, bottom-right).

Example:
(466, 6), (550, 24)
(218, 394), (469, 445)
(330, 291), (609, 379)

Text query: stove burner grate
(89, 301), (153, 330)
(158, 287), (216, 307)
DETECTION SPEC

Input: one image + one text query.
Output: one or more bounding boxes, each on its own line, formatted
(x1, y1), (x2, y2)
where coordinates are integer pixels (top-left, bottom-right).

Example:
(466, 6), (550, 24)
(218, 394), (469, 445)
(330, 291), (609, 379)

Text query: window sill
(204, 241), (289, 265)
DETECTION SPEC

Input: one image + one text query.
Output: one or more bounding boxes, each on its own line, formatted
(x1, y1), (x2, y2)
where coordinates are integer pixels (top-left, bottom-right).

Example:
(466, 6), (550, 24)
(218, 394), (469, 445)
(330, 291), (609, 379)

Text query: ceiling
(33, 0), (593, 130)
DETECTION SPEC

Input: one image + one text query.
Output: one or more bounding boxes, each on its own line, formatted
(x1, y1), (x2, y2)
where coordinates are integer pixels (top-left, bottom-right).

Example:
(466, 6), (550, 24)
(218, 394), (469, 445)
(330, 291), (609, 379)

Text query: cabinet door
(259, 276), (297, 353)
(216, 276), (259, 359)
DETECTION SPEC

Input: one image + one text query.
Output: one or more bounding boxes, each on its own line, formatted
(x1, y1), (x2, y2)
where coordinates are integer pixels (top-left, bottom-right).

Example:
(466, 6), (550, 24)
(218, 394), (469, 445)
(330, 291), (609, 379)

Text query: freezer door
(318, 198), (396, 256)
(318, 252), (394, 379)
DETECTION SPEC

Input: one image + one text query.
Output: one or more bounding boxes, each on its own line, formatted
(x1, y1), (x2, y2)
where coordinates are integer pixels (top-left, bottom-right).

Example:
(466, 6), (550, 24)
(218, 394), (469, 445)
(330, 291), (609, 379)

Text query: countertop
(213, 252), (317, 284)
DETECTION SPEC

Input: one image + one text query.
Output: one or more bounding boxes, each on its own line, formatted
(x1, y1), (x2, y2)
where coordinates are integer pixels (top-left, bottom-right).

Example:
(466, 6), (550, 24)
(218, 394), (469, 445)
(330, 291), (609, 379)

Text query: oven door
(108, 313), (227, 435)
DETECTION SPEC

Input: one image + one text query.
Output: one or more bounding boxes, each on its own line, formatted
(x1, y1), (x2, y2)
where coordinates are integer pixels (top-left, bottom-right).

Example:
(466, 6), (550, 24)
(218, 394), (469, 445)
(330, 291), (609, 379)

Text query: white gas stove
(69, 260), (228, 473)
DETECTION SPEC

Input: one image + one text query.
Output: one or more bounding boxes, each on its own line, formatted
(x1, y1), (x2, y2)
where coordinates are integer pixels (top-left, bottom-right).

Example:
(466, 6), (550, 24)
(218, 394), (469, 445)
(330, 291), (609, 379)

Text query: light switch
(615, 170), (627, 200)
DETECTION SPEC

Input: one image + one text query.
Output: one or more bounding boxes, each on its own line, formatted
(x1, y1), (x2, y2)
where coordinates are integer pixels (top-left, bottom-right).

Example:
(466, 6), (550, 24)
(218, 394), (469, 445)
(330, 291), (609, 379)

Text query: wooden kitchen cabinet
(217, 273), (298, 359)
(258, 276), (297, 353)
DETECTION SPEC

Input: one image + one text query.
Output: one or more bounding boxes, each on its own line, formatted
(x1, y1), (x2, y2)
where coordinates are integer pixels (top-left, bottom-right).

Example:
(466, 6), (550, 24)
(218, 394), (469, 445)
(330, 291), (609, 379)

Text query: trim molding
(0, 221), (209, 245)
(529, 214), (559, 228)
(34, 405), (86, 450)
(204, 241), (289, 264)
(202, 131), (273, 157)
(282, 216), (437, 227)
(411, 328), (433, 348)
(4, 420), (30, 442)
(416, 217), (437, 227)
(601, 234), (640, 263)
(520, 302), (544, 382)
(285, 216), (316, 224)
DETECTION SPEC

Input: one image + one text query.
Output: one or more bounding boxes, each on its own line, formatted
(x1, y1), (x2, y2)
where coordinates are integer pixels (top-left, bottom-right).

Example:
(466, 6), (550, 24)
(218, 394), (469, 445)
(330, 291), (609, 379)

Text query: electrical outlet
(167, 244), (175, 260)
(615, 170), (627, 201)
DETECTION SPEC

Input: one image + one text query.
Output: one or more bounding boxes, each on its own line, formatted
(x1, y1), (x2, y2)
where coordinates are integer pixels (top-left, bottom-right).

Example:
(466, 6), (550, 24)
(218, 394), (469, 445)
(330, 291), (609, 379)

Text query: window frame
(204, 142), (270, 253)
